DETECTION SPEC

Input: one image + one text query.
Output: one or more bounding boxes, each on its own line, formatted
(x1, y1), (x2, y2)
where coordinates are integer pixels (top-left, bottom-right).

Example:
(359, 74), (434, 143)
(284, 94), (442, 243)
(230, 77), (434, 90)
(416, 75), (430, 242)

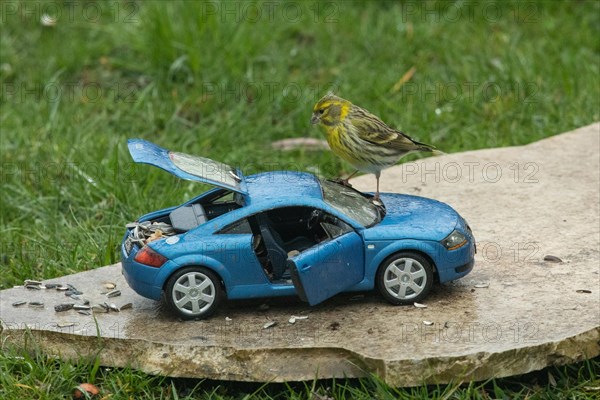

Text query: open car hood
(127, 139), (247, 195)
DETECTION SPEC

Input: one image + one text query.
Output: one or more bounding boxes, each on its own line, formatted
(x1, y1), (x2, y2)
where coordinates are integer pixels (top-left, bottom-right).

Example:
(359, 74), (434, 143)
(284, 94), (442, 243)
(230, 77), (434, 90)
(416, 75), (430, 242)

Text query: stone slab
(1, 123), (599, 386)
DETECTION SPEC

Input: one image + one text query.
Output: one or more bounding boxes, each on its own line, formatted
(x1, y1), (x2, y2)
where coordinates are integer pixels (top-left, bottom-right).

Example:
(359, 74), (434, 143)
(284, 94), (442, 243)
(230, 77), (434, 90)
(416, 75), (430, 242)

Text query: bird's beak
(310, 114), (320, 125)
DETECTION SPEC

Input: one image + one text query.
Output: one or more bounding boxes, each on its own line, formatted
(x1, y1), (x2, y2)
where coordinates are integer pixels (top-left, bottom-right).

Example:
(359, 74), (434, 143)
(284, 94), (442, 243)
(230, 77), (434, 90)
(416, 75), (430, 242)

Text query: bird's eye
(318, 109), (325, 114)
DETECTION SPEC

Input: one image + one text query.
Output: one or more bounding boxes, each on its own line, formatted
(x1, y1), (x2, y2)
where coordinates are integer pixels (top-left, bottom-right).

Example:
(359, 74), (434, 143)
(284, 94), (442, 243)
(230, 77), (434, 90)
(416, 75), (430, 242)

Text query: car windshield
(320, 179), (383, 227)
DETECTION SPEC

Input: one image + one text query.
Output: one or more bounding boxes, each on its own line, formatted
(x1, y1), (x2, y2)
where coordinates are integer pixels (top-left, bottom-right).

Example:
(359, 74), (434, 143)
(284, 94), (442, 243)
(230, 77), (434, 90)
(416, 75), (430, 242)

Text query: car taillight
(134, 246), (167, 268)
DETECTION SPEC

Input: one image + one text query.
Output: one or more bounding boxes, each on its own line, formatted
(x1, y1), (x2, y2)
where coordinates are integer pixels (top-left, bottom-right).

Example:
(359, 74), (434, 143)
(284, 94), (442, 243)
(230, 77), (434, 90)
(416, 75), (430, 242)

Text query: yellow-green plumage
(311, 94), (441, 199)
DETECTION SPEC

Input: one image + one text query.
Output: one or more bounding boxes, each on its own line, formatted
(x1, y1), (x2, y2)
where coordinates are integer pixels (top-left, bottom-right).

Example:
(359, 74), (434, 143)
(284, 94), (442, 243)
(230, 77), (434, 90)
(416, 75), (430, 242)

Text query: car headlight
(442, 229), (468, 250)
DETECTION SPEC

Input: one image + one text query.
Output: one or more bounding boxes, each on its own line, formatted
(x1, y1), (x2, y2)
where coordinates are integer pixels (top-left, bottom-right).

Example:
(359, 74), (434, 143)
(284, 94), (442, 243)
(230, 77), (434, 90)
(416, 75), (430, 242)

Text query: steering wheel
(307, 209), (322, 230)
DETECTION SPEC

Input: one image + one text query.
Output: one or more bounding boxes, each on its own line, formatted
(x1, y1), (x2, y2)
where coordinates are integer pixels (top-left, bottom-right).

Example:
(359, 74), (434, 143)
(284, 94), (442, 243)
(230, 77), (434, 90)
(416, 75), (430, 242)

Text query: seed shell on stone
(263, 321), (277, 329)
(119, 303), (133, 311)
(12, 301), (26, 307)
(77, 310), (91, 316)
(423, 320), (434, 326)
(92, 305), (108, 313)
(57, 322), (75, 328)
(413, 302), (428, 308)
(54, 303), (74, 312)
(106, 289), (121, 298)
(288, 315), (308, 324)
(543, 255), (563, 263)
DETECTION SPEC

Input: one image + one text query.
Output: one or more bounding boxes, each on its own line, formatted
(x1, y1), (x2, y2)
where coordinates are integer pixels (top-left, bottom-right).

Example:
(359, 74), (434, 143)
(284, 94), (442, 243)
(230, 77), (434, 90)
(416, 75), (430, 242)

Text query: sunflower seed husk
(57, 323), (75, 328)
(77, 310), (91, 316)
(103, 282), (116, 290)
(73, 305), (91, 310)
(45, 283), (60, 289)
(12, 301), (26, 307)
(106, 289), (121, 298)
(82, 299), (90, 305)
(263, 321), (277, 329)
(543, 255), (563, 263)
(423, 320), (434, 326)
(25, 284), (41, 290)
(54, 303), (74, 312)
(92, 304), (109, 313)
(413, 302), (428, 308)
(29, 301), (44, 308)
(23, 279), (42, 286)
(64, 286), (82, 296)
(57, 285), (69, 291)
(288, 315), (308, 324)
(108, 303), (119, 312)
(576, 289), (592, 294)
(474, 282), (490, 288)
(119, 303), (133, 311)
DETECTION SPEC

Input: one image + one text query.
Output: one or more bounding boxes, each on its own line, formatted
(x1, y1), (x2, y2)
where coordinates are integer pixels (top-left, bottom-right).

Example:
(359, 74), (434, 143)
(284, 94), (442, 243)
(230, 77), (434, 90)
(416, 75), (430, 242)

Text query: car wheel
(376, 252), (434, 305)
(164, 266), (223, 320)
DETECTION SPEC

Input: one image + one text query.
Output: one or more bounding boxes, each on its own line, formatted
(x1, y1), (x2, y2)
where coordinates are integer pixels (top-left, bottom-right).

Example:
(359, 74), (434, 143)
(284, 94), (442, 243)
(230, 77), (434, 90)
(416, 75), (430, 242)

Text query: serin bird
(311, 93), (442, 200)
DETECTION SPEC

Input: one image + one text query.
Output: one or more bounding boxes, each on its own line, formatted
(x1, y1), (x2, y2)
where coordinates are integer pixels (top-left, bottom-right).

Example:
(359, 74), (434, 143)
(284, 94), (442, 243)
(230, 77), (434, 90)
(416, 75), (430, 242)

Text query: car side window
(217, 218), (252, 234)
(211, 191), (235, 204)
(320, 214), (353, 240)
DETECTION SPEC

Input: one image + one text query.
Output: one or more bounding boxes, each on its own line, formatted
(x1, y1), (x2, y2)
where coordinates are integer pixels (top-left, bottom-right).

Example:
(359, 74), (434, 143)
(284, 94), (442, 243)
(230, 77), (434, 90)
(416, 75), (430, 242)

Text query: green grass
(1, 0), (599, 398)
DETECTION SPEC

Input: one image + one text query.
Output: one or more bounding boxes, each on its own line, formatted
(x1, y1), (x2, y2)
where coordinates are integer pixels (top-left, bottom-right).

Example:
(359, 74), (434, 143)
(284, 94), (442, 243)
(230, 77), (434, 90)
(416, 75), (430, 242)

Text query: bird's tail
(413, 140), (445, 156)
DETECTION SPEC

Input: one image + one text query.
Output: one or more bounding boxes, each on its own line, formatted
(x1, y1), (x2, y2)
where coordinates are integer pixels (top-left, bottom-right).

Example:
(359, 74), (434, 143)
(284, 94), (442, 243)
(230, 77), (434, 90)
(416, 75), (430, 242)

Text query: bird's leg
(373, 171), (381, 201)
(335, 170), (358, 187)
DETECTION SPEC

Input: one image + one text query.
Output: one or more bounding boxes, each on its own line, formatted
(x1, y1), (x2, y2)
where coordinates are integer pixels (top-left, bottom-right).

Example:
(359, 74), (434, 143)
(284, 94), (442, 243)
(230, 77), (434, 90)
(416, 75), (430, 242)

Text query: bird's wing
(351, 116), (423, 152)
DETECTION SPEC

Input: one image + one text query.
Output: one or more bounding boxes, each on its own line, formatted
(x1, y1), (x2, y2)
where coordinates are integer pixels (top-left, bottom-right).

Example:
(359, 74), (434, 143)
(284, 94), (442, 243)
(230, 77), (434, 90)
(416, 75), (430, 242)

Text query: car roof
(243, 171), (324, 207)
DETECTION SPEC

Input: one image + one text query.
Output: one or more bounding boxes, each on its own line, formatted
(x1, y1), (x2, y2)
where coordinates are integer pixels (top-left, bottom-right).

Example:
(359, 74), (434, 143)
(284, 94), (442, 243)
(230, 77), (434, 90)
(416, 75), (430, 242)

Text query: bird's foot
(334, 178), (353, 188)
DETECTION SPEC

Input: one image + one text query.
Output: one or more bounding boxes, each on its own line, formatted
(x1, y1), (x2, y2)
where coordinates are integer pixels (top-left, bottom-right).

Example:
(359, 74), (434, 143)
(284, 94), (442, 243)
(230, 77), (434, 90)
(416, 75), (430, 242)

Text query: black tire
(376, 252), (434, 305)
(164, 266), (224, 320)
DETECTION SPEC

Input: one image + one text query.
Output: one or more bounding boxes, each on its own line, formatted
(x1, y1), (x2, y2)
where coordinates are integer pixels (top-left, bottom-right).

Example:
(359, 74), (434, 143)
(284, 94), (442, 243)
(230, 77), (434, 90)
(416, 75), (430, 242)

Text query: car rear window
(320, 180), (381, 227)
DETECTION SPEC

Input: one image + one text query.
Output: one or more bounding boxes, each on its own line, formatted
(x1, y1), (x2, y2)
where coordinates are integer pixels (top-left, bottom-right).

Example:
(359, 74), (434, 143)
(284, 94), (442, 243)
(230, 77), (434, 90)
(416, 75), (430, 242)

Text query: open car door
(289, 231), (364, 305)
(127, 139), (247, 195)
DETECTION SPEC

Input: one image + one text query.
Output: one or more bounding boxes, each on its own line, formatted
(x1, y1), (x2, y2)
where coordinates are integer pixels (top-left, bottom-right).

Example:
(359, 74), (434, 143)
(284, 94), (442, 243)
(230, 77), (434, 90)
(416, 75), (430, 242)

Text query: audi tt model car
(121, 139), (476, 320)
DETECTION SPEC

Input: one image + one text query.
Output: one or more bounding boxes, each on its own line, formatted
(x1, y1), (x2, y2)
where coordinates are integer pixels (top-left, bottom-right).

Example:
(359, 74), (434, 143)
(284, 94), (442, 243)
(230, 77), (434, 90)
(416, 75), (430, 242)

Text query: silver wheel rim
(172, 271), (216, 316)
(383, 258), (427, 300)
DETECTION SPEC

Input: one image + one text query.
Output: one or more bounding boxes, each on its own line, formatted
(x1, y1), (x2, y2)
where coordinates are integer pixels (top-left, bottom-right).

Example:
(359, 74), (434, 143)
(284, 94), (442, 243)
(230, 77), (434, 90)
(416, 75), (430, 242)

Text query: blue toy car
(122, 139), (476, 320)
